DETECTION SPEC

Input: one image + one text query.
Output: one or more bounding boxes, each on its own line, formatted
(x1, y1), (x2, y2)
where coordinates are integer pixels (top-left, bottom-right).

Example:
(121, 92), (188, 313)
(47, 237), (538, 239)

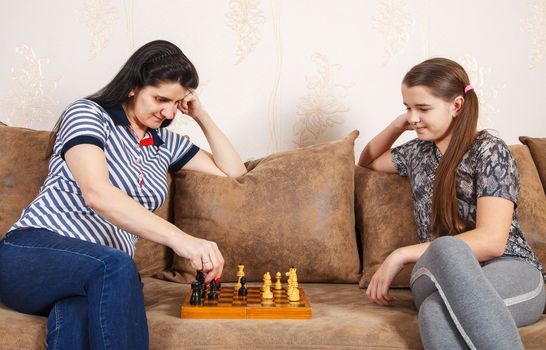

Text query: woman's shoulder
(62, 99), (110, 123)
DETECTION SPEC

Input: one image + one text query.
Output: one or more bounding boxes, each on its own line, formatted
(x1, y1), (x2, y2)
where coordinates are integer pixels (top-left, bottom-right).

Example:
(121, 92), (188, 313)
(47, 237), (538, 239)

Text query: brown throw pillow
(0, 125), (171, 275)
(163, 131), (362, 283)
(510, 145), (546, 269)
(355, 166), (419, 289)
(519, 136), (546, 194)
(0, 125), (51, 238)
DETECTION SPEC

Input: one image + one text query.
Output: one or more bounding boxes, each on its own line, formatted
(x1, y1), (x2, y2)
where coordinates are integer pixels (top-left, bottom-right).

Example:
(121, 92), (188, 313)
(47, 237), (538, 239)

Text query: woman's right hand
(390, 112), (413, 131)
(171, 234), (225, 283)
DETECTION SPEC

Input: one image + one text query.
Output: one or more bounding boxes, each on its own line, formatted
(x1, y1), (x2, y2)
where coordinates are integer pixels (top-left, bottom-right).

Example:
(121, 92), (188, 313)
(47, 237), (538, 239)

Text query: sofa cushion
(355, 166), (419, 288)
(519, 136), (546, 194)
(164, 131), (361, 283)
(510, 145), (546, 269)
(0, 125), (50, 239)
(3, 277), (546, 349)
(0, 125), (171, 275)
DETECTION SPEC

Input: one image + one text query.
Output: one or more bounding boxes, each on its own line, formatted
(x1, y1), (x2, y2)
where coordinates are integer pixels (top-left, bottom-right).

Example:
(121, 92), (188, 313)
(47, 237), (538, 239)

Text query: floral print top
(391, 130), (544, 276)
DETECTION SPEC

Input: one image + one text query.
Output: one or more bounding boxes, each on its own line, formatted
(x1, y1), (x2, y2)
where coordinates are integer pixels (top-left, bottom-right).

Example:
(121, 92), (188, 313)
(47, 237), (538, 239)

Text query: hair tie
(464, 85), (474, 94)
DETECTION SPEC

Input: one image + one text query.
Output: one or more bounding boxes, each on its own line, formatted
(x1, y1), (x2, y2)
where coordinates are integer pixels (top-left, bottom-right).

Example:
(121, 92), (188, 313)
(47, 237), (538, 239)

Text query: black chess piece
(208, 279), (218, 300)
(196, 271), (206, 298)
(190, 281), (201, 305)
(238, 276), (248, 296)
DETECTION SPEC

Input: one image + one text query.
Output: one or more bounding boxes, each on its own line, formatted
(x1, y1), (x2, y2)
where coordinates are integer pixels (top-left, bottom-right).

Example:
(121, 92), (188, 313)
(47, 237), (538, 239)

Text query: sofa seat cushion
(2, 278), (545, 349)
(142, 278), (546, 349)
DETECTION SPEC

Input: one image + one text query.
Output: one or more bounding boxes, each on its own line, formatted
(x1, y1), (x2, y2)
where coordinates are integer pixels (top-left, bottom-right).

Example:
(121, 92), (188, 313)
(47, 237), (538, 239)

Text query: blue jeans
(0, 228), (148, 350)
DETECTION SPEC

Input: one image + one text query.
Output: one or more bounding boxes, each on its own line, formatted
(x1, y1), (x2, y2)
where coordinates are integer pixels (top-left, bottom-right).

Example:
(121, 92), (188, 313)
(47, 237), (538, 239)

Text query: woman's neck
(122, 102), (147, 140)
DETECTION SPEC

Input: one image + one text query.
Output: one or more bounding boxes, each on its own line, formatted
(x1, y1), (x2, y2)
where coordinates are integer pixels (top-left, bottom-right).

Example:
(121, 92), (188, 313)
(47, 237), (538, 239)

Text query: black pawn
(208, 279), (219, 300)
(190, 281), (201, 305)
(238, 276), (248, 296)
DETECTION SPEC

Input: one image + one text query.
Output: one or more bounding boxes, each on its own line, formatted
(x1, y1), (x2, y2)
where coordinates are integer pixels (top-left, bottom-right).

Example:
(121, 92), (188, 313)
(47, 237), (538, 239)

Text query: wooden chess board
(181, 286), (312, 319)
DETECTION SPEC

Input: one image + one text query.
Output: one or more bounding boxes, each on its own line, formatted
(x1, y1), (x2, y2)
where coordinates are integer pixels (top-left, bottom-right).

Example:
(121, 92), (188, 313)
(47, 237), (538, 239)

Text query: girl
(359, 57), (544, 349)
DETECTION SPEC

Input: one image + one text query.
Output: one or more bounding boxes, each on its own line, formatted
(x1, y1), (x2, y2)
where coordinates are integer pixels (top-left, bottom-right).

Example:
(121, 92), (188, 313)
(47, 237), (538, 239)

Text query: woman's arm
(179, 92), (247, 177)
(358, 113), (411, 173)
(367, 196), (513, 305)
(65, 144), (224, 282)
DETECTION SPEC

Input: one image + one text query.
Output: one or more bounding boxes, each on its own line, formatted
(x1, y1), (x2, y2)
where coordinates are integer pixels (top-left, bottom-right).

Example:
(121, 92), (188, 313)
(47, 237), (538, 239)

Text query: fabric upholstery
(165, 131), (361, 283)
(3, 277), (545, 349)
(355, 166), (419, 288)
(510, 145), (546, 268)
(519, 136), (546, 194)
(0, 125), (170, 275)
(0, 126), (50, 239)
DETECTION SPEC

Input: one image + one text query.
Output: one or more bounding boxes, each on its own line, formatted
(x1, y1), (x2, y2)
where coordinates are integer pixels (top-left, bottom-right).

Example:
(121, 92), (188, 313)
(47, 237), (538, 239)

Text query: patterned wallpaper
(1, 0), (545, 161)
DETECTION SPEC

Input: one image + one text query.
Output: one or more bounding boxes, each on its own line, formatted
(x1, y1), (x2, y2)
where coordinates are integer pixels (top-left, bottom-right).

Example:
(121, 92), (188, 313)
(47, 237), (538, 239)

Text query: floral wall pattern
(1, 0), (545, 161)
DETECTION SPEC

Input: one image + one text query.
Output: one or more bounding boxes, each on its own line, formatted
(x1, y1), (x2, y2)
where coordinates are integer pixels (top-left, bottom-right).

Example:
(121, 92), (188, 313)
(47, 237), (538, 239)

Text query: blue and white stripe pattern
(10, 99), (199, 257)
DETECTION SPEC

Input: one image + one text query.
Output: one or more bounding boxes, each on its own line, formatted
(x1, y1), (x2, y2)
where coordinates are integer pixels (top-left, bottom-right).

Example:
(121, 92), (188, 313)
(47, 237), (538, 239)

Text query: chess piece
(238, 276), (248, 296)
(235, 264), (245, 291)
(262, 272), (272, 292)
(196, 271), (206, 298)
(288, 286), (300, 302)
(274, 272), (282, 290)
(262, 283), (273, 300)
(208, 279), (219, 300)
(190, 281), (201, 305)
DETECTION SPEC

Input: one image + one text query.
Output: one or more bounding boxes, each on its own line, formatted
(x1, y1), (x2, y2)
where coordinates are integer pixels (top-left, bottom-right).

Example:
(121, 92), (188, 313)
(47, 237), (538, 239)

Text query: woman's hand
(170, 234), (225, 283)
(366, 249), (406, 306)
(390, 112), (413, 131)
(178, 90), (207, 121)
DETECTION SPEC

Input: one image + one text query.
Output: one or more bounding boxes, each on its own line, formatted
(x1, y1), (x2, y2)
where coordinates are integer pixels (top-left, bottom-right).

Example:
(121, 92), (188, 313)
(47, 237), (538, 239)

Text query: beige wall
(1, 0), (545, 160)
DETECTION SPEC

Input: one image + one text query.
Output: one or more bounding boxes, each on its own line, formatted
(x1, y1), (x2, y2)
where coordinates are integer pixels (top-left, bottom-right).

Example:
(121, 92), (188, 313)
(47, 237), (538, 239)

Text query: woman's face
(126, 81), (191, 130)
(401, 84), (460, 150)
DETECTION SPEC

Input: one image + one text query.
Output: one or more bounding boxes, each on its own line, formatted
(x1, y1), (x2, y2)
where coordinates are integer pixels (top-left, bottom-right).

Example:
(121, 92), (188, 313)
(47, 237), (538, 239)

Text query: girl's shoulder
(472, 130), (511, 155)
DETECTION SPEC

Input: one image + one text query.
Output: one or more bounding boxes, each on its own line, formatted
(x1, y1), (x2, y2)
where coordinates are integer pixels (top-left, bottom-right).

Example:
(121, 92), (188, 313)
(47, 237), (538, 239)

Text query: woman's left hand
(178, 90), (207, 121)
(366, 249), (406, 306)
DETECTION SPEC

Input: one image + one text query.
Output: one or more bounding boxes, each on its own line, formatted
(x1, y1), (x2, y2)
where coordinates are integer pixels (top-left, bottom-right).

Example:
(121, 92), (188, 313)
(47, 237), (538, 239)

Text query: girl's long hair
(48, 40), (199, 156)
(403, 58), (479, 236)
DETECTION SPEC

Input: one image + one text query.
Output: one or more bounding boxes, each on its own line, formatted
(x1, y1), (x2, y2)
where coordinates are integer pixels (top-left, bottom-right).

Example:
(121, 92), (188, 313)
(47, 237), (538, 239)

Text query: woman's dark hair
(48, 40), (199, 156)
(87, 39), (199, 110)
(402, 57), (479, 237)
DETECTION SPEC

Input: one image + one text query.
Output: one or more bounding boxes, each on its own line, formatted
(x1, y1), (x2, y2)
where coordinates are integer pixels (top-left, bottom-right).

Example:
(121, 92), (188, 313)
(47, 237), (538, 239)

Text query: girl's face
(401, 84), (462, 151)
(125, 81), (191, 131)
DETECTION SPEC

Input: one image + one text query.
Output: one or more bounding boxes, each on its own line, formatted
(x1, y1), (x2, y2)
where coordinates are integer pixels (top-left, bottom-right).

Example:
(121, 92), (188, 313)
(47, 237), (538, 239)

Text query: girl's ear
(452, 96), (464, 117)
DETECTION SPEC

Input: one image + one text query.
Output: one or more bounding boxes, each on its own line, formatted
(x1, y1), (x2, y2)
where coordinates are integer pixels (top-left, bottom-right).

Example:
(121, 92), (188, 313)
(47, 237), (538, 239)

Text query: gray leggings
(411, 236), (545, 350)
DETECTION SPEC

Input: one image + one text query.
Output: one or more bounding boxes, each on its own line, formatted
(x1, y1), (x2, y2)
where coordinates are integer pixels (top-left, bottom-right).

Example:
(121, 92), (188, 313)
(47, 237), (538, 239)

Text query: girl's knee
(427, 236), (473, 262)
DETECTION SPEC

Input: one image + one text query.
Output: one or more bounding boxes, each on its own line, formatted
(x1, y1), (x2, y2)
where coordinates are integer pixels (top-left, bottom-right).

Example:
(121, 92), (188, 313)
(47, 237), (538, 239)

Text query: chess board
(181, 286), (312, 319)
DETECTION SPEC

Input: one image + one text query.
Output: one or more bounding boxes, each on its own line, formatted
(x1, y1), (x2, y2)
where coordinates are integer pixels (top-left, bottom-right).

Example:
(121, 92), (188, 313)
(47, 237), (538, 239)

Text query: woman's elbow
(81, 186), (110, 212)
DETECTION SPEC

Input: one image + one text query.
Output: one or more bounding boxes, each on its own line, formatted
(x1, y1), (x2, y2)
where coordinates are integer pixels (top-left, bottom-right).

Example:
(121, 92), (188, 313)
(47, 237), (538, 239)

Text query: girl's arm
(358, 113), (412, 173)
(367, 196), (513, 305)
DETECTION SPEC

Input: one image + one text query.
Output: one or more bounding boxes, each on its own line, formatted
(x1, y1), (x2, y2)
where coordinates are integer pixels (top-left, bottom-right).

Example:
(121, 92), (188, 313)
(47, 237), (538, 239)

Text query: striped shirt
(10, 99), (199, 257)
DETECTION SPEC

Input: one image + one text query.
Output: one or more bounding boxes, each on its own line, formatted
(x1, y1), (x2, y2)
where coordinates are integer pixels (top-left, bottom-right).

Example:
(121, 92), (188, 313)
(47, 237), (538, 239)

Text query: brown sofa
(0, 124), (545, 349)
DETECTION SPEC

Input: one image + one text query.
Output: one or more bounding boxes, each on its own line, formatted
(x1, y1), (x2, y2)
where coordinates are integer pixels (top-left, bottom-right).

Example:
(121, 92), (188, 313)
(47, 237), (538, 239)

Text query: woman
(0, 40), (246, 349)
(359, 57), (544, 349)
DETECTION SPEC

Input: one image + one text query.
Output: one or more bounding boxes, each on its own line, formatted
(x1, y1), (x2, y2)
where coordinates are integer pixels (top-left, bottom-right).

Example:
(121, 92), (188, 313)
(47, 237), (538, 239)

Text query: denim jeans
(0, 228), (149, 350)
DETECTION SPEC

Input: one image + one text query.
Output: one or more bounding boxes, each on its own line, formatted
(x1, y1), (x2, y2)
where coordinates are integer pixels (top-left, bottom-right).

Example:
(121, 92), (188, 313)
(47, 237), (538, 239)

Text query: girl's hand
(391, 113), (413, 131)
(365, 249), (406, 306)
(171, 234), (225, 283)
